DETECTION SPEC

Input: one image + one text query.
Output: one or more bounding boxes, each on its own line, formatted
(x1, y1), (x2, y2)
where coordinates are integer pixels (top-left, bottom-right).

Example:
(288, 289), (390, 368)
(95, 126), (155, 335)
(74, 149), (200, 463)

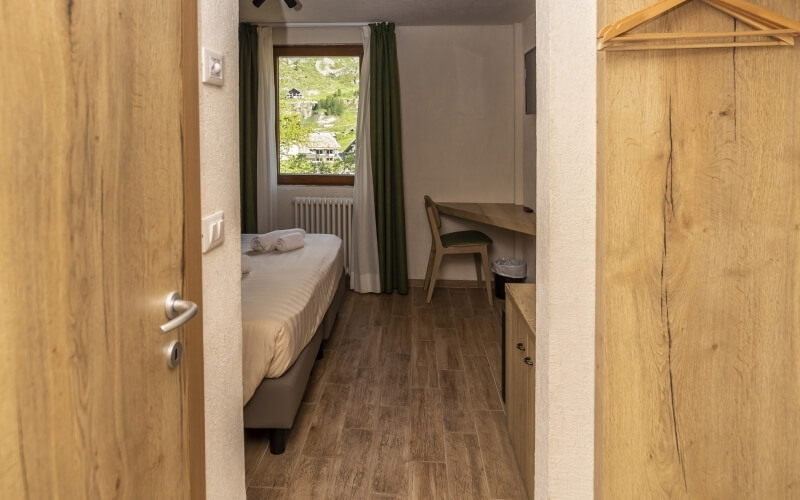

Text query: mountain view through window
(277, 54), (360, 177)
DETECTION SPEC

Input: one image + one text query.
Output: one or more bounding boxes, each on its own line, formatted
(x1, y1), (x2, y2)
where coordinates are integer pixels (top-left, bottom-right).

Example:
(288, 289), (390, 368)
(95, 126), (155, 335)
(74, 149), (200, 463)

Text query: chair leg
(426, 253), (443, 304)
(481, 248), (493, 306)
(473, 253), (484, 290)
(423, 245), (435, 291)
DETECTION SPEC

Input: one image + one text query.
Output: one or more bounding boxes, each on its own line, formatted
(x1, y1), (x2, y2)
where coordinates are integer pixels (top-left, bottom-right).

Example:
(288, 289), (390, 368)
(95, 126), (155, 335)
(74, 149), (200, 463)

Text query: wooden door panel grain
(0, 0), (200, 498)
(598, 1), (800, 498)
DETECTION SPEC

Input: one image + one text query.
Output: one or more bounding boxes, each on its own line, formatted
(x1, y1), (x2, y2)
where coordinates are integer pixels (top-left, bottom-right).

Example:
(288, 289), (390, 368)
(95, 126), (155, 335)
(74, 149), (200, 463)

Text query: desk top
(436, 202), (537, 236)
(506, 283), (536, 335)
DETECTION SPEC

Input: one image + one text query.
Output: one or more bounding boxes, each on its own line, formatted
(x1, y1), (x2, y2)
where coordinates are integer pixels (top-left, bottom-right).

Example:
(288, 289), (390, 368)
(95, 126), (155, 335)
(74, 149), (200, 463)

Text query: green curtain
(370, 23), (409, 294)
(239, 24), (259, 233)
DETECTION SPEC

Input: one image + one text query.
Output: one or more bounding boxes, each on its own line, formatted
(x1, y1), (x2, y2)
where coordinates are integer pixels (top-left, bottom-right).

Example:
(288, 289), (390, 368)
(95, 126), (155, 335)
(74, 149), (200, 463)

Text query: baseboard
(408, 278), (494, 289)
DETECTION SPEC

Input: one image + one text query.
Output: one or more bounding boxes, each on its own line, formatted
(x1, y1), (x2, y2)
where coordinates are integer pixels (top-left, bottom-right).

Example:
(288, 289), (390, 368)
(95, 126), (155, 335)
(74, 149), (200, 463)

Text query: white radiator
(292, 196), (354, 274)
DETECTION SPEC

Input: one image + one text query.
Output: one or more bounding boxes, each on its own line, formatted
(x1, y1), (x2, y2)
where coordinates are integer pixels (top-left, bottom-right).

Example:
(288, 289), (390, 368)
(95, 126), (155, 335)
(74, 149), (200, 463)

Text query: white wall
(519, 12), (537, 283)
(535, 0), (596, 498)
(273, 26), (361, 45)
(198, 1), (246, 499)
(397, 25), (517, 281)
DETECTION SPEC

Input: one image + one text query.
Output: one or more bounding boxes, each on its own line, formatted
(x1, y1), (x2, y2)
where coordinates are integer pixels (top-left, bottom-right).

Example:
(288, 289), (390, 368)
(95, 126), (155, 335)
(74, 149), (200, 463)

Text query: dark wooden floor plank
(302, 384), (351, 457)
(474, 410), (529, 499)
(466, 287), (492, 311)
(371, 293), (394, 327)
(411, 286), (429, 308)
(434, 328), (464, 371)
(345, 293), (376, 339)
(344, 366), (381, 430)
(286, 456), (336, 499)
(408, 388), (445, 462)
(444, 433), (490, 500)
(328, 428), (375, 499)
(372, 406), (410, 496)
(411, 307), (434, 341)
(392, 292), (412, 317)
(482, 341), (503, 396)
(473, 309), (502, 344)
(244, 428), (270, 486)
(439, 369), (476, 434)
(456, 317), (487, 356)
(449, 288), (475, 319)
(380, 351), (412, 407)
(385, 315), (413, 354)
(246, 487), (287, 500)
(409, 461), (449, 500)
(463, 355), (503, 411)
(327, 338), (364, 385)
(432, 292), (455, 328)
(410, 341), (438, 389)
(250, 403), (318, 488)
(360, 326), (387, 368)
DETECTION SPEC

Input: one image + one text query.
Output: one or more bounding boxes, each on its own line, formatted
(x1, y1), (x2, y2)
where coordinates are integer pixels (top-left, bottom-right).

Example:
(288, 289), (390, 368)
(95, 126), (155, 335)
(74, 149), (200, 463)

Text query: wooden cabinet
(505, 283), (535, 498)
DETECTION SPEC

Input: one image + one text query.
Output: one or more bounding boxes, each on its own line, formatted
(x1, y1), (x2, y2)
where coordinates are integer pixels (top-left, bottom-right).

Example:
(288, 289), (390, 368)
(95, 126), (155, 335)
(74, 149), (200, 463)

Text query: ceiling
(239, 0), (535, 26)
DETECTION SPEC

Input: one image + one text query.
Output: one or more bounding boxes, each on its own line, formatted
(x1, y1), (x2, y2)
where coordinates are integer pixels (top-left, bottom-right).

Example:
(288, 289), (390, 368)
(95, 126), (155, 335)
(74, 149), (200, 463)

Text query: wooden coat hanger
(598, 0), (800, 51)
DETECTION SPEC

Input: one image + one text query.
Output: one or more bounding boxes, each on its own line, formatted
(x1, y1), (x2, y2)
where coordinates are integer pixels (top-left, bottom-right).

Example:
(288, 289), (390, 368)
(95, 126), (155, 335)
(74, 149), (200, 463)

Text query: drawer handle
(524, 357), (533, 366)
(516, 343), (526, 351)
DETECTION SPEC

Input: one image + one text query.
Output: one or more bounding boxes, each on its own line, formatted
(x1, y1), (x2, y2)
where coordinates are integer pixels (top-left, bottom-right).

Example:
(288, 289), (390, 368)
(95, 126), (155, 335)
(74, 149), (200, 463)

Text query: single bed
(240, 233), (346, 454)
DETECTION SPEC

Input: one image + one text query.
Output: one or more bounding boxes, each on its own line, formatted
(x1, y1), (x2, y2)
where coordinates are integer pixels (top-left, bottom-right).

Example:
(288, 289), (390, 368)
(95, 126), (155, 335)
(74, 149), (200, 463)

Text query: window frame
(274, 45), (364, 186)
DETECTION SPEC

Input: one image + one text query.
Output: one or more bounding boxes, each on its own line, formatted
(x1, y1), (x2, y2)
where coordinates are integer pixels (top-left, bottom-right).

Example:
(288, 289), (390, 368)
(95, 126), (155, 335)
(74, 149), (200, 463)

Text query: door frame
(181, 0), (206, 497)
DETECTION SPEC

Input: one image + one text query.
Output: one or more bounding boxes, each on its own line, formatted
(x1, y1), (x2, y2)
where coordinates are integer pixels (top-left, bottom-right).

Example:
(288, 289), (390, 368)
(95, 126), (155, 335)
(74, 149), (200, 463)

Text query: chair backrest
(424, 195), (442, 228)
(423, 195), (442, 244)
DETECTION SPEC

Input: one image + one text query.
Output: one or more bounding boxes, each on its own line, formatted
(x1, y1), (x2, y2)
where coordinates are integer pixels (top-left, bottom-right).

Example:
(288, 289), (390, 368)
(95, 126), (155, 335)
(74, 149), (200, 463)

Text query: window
(274, 45), (363, 186)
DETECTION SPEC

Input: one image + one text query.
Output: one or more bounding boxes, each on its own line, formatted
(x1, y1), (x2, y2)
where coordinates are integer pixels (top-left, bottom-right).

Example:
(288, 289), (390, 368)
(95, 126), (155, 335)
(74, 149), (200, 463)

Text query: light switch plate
(202, 210), (225, 253)
(201, 47), (223, 86)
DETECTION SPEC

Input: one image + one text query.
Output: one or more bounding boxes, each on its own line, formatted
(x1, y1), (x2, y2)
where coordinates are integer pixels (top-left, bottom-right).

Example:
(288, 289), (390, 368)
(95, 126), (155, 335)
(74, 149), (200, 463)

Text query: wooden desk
(435, 202), (536, 236)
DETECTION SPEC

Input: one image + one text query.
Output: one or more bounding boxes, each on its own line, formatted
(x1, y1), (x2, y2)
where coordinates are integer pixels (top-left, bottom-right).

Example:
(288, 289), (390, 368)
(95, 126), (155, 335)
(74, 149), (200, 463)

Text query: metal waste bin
(491, 258), (527, 300)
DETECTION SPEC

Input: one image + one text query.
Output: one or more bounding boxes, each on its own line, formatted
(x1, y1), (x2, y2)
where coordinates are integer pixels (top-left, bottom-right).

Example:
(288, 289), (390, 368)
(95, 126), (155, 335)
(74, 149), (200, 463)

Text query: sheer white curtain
(350, 26), (381, 293)
(256, 27), (278, 233)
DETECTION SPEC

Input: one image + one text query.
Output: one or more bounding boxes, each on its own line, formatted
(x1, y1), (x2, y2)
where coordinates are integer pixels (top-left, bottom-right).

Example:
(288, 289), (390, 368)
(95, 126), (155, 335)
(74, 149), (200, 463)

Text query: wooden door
(0, 0), (205, 498)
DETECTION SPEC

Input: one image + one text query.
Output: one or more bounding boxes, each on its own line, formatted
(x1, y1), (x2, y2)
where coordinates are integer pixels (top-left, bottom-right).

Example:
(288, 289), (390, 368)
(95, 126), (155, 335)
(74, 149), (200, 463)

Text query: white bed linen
(240, 233), (343, 405)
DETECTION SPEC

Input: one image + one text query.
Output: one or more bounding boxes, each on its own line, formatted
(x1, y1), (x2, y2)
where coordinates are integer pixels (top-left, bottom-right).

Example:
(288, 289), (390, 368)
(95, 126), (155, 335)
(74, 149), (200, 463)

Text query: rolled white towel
(250, 228), (307, 252)
(275, 232), (305, 253)
(241, 254), (251, 276)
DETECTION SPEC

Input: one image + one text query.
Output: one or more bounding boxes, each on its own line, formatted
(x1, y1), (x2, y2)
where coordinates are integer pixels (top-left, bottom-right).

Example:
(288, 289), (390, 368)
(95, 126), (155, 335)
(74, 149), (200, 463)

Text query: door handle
(159, 292), (198, 333)
(516, 342), (526, 351)
(524, 357), (533, 366)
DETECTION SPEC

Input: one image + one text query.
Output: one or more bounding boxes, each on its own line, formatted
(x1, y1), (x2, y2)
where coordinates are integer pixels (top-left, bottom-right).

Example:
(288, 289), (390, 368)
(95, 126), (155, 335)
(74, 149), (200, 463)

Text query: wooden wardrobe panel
(598, 0), (800, 497)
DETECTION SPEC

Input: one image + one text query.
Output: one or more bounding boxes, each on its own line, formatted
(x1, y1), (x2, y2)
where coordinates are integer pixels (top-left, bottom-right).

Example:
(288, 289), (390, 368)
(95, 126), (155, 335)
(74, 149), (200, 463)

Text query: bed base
(242, 271), (346, 455)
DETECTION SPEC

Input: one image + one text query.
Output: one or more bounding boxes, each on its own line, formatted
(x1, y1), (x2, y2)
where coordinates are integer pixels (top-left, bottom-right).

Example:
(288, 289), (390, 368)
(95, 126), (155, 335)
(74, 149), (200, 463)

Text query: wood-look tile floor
(244, 287), (529, 500)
